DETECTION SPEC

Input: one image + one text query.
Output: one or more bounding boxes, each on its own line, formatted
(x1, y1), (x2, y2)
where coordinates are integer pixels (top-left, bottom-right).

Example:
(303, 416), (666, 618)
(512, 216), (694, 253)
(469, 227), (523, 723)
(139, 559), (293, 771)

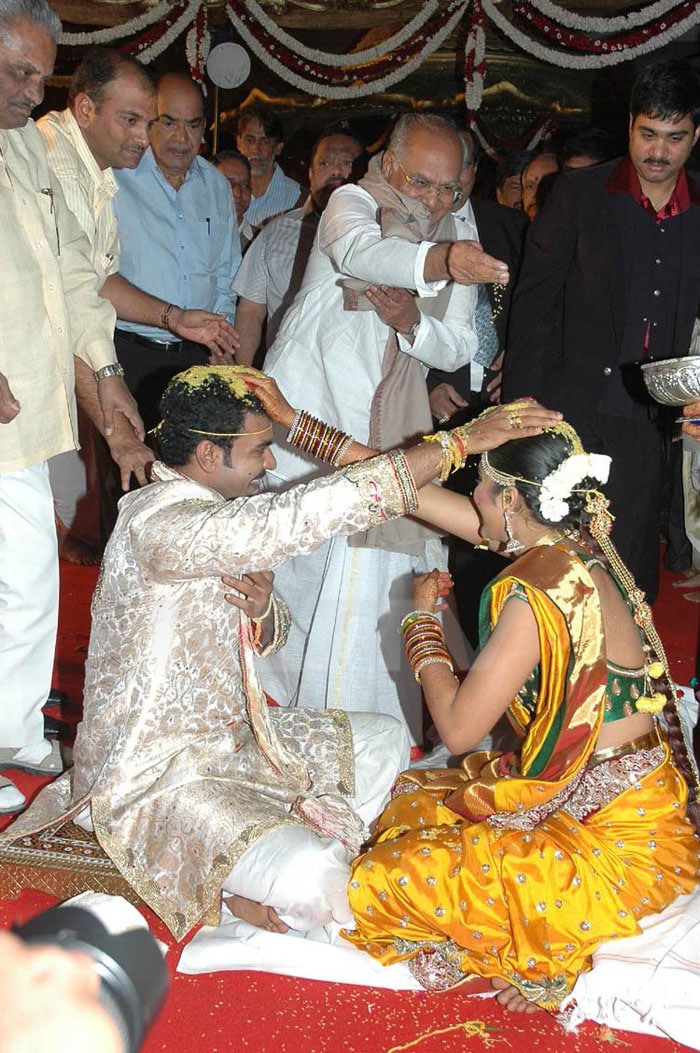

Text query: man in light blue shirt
(114, 72), (241, 428)
(237, 103), (303, 229)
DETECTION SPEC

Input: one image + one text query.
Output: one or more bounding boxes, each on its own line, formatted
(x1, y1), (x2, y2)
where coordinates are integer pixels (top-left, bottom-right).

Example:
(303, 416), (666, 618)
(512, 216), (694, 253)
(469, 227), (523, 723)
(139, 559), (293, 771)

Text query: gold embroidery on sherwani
(0, 454), (418, 940)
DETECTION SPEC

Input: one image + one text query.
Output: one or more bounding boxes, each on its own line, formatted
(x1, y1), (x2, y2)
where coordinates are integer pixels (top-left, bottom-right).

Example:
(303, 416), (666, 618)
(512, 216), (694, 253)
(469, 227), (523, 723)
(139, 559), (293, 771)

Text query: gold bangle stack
(400, 609), (454, 683)
(422, 428), (469, 482)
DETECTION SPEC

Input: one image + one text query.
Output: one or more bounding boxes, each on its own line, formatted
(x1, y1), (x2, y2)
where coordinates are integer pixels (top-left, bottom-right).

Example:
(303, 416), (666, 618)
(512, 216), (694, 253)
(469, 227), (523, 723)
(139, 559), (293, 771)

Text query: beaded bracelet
(413, 654), (455, 682)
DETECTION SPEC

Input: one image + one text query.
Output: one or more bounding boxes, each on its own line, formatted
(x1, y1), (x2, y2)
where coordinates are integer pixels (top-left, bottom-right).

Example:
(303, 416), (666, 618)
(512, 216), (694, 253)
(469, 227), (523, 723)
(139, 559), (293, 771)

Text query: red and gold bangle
(288, 409), (354, 466)
(401, 611), (454, 682)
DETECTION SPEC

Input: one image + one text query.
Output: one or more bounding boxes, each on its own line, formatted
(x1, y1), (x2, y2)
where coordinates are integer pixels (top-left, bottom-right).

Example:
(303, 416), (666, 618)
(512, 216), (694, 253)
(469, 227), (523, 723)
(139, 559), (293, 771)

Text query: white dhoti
(0, 463), (58, 749)
(258, 532), (470, 747)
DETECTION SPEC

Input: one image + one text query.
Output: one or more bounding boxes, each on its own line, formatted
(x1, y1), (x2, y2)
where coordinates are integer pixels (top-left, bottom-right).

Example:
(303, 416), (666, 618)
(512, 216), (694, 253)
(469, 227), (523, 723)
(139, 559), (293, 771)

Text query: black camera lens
(14, 904), (168, 1053)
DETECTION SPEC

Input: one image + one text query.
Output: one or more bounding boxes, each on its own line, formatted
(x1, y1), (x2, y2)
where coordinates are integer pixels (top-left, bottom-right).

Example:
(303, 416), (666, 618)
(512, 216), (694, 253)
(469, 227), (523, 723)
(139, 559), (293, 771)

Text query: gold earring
(502, 494), (524, 555)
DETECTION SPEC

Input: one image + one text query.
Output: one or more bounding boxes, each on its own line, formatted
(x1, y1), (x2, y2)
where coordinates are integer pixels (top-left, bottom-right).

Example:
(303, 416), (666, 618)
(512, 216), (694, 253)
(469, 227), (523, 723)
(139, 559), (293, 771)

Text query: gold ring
(507, 414), (516, 429)
(512, 414), (522, 429)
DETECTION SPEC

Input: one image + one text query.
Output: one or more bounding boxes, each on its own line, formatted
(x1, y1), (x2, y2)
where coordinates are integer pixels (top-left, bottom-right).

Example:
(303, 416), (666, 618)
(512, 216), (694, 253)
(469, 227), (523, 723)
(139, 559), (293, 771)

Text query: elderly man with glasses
(262, 113), (509, 750)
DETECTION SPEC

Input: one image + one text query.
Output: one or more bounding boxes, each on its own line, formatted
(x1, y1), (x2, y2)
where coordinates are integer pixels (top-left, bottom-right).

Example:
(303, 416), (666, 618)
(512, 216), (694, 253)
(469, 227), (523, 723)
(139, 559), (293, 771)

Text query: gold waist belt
(589, 722), (665, 767)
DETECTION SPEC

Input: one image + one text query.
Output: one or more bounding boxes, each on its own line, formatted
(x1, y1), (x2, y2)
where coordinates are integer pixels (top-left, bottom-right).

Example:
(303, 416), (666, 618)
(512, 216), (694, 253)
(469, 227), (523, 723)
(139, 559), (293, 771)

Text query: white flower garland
(185, 10), (211, 92)
(469, 116), (552, 161)
(241, 0), (442, 67)
(539, 453), (611, 523)
(525, 0), (684, 34)
(464, 22), (486, 111)
(60, 0), (174, 45)
(136, 0), (200, 63)
(226, 0), (468, 99)
(482, 0), (700, 69)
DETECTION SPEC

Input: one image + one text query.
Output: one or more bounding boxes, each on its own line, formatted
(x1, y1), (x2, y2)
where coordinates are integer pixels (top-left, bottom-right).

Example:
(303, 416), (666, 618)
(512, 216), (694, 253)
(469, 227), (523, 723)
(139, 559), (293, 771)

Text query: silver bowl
(641, 355), (700, 406)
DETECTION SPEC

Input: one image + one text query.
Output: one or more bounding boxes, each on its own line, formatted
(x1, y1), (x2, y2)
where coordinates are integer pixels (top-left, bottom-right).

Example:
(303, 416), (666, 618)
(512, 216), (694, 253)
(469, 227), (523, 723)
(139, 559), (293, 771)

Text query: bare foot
(59, 533), (101, 566)
(673, 570), (700, 589)
(223, 894), (289, 933)
(491, 977), (540, 1014)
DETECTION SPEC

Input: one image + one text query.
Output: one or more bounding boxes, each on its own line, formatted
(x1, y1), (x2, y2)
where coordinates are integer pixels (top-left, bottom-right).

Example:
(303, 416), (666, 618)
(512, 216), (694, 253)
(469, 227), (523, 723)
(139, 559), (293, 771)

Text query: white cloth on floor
(222, 711), (410, 931)
(562, 886), (700, 1050)
(179, 907), (421, 989)
(0, 462), (58, 748)
(181, 877), (700, 1017)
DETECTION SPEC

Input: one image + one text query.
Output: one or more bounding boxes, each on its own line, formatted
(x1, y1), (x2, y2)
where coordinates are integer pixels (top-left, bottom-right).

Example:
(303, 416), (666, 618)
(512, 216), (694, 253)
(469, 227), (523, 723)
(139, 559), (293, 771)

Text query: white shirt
(265, 182), (477, 478)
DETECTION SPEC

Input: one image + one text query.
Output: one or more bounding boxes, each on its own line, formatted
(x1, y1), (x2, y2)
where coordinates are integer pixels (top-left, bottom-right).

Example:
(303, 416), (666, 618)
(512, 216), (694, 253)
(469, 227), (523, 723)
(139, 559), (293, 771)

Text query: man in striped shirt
(237, 102), (304, 229)
(233, 128), (364, 365)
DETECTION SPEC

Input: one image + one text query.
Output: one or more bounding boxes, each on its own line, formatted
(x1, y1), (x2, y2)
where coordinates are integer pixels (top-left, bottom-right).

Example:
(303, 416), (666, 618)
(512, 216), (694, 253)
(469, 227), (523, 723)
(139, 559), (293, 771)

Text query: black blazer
(502, 158), (700, 420)
(428, 198), (527, 399)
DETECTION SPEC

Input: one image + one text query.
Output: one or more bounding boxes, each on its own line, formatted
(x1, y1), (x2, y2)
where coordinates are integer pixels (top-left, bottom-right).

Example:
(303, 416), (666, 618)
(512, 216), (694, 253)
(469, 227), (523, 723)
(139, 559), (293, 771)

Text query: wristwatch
(94, 363), (125, 383)
(405, 319), (420, 343)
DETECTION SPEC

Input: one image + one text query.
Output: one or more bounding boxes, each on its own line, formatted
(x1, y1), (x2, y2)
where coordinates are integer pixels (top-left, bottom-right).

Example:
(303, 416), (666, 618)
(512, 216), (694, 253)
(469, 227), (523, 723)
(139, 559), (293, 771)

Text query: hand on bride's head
(457, 400), (562, 454)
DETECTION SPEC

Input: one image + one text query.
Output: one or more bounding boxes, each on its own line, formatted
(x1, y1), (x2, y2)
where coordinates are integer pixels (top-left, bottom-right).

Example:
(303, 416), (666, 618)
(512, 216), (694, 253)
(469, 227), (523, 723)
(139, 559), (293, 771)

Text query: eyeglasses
(395, 159), (461, 204)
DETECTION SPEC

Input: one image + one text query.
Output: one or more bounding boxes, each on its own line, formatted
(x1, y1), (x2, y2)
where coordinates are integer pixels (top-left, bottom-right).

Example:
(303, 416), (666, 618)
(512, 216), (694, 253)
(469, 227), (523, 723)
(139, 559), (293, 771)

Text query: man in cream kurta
(264, 114), (510, 745)
(38, 51), (242, 549)
(0, 4), (140, 815)
(2, 367), (418, 942)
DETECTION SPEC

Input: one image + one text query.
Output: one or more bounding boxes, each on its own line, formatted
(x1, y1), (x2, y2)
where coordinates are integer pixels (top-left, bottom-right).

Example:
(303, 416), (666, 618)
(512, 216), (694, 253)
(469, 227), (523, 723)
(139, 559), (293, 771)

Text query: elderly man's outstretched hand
(447, 240), (510, 286)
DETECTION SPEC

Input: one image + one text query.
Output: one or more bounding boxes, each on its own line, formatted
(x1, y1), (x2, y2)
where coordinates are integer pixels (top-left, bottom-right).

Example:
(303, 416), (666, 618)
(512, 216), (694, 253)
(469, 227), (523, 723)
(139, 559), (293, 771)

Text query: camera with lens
(14, 899), (168, 1053)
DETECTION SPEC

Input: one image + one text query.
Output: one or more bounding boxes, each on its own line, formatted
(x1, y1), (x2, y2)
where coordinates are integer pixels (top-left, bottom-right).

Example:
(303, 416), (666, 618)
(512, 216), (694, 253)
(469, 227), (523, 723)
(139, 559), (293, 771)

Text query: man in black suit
(503, 60), (700, 603)
(428, 129), (528, 646)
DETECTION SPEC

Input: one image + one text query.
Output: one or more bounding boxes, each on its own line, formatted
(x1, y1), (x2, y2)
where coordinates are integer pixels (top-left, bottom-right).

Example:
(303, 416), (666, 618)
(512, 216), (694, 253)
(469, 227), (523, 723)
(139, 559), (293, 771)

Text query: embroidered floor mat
(0, 819), (145, 907)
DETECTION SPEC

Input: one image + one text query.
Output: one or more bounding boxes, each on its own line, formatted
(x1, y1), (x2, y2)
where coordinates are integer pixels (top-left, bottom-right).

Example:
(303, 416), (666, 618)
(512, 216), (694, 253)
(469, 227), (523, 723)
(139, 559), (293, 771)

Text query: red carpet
(1, 557), (697, 1053)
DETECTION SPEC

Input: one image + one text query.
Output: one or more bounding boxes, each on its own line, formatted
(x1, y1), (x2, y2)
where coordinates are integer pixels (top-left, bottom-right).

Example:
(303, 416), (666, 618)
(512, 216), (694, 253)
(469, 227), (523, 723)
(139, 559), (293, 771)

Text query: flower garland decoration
(226, 0), (468, 100)
(241, 0), (442, 67)
(185, 3), (211, 88)
(227, 0), (467, 88)
(482, 0), (700, 69)
(112, 0), (190, 61)
(135, 0), (200, 63)
(469, 113), (553, 161)
(55, 0), (700, 96)
(60, 0), (174, 45)
(526, 0), (683, 34)
(539, 453), (611, 523)
(514, 0), (699, 56)
(464, 0), (487, 114)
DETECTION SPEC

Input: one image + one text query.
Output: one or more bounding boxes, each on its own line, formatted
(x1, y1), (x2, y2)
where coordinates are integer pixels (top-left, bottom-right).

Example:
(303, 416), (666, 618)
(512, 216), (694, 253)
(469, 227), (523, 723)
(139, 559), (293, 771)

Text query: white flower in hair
(538, 453), (611, 523)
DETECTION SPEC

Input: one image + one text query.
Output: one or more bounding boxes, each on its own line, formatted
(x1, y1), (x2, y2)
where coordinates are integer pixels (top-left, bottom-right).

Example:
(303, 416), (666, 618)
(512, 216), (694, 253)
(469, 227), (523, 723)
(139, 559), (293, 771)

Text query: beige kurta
(2, 453), (417, 939)
(0, 119), (116, 473)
